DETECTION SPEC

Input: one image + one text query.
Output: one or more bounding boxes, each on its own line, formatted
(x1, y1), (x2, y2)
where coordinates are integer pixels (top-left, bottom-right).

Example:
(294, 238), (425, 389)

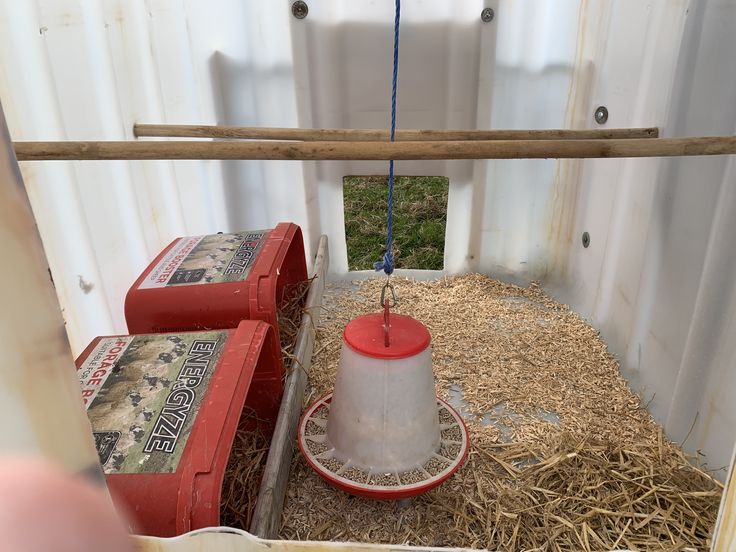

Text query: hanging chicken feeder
(298, 306), (469, 499)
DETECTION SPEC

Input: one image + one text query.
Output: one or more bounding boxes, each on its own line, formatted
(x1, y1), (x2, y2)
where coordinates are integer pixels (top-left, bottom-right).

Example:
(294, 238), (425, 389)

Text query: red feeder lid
(343, 313), (431, 359)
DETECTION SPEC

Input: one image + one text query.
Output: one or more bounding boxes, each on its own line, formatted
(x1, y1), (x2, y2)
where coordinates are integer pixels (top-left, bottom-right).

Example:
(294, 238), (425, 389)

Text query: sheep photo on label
(79, 331), (227, 474)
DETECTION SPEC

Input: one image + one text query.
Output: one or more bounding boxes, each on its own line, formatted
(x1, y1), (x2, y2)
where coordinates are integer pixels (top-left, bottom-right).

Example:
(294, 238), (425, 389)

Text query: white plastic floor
(0, 0), (734, 478)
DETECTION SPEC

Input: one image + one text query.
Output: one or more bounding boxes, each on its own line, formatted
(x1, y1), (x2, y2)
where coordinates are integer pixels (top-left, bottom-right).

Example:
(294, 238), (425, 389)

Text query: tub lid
(343, 312), (431, 359)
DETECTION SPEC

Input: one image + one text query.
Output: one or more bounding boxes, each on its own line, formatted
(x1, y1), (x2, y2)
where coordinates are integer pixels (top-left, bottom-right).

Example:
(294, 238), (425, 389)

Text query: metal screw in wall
(292, 1), (308, 19)
(594, 106), (608, 125)
(582, 232), (591, 248)
(481, 8), (495, 22)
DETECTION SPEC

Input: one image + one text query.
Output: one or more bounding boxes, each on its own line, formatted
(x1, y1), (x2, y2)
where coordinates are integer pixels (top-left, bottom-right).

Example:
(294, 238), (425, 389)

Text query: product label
(79, 332), (227, 474)
(138, 230), (270, 289)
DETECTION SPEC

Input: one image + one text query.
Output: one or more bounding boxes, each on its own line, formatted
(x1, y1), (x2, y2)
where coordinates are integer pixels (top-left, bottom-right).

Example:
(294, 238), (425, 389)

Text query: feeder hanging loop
(384, 298), (391, 347)
(380, 281), (397, 309)
(381, 281), (397, 348)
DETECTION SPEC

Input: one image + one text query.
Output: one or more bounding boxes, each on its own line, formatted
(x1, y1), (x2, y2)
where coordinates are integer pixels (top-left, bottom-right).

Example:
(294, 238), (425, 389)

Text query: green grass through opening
(343, 175), (449, 271)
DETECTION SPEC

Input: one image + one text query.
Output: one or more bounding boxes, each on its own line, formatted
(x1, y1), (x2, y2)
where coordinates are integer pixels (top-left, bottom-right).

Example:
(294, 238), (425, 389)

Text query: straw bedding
(279, 278), (315, 376)
(219, 410), (269, 530)
(219, 281), (312, 530)
(279, 274), (723, 551)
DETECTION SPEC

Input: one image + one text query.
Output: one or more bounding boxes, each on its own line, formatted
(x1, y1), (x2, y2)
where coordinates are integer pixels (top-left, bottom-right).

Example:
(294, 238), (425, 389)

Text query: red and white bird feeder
(298, 302), (469, 499)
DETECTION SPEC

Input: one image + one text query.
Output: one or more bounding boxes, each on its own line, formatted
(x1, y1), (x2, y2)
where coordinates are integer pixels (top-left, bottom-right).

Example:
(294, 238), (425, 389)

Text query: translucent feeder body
(326, 313), (441, 473)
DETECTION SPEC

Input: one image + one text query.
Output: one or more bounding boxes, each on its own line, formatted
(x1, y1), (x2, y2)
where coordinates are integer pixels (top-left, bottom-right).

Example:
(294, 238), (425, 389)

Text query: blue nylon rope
(374, 0), (401, 275)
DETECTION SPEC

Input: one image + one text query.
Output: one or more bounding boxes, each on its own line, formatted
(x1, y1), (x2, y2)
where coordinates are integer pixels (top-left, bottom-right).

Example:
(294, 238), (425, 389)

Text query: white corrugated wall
(1, 0), (735, 476)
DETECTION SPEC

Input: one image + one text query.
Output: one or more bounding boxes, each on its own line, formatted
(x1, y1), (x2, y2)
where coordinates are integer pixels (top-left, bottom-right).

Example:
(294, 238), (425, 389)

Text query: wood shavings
(279, 275), (722, 550)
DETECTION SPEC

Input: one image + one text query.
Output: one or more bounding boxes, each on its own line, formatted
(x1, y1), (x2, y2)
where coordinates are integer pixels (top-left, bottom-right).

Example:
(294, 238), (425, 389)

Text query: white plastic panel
(291, 1), (490, 275)
(556, 0), (736, 478)
(0, 0), (735, 478)
(0, 0), (313, 354)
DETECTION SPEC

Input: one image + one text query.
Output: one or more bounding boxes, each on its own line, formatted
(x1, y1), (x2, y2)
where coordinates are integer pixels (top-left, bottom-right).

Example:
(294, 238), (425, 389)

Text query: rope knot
(373, 249), (394, 275)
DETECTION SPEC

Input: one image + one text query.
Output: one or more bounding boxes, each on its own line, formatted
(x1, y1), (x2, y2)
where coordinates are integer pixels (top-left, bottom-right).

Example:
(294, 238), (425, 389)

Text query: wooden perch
(250, 235), (329, 539)
(133, 123), (659, 141)
(13, 136), (736, 161)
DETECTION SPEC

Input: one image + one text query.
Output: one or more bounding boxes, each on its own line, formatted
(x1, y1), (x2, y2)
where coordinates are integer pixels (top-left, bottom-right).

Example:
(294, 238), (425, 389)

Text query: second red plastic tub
(75, 320), (282, 537)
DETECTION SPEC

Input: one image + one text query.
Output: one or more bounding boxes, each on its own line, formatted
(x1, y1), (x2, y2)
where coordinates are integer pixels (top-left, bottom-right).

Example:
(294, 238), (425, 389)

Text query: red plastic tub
(75, 320), (282, 537)
(124, 222), (307, 337)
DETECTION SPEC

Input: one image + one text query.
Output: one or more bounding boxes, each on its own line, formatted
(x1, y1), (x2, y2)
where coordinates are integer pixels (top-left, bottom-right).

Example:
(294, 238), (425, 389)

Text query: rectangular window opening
(343, 175), (449, 271)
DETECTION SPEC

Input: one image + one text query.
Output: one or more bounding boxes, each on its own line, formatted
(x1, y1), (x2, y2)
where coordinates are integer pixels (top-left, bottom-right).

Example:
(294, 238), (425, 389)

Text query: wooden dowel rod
(13, 136), (736, 161)
(250, 235), (329, 538)
(134, 123), (659, 141)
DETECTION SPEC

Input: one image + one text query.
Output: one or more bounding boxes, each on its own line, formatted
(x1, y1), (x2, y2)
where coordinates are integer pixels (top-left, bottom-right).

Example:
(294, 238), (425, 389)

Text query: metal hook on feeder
(381, 281), (397, 347)
(380, 281), (397, 308)
(383, 298), (392, 347)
